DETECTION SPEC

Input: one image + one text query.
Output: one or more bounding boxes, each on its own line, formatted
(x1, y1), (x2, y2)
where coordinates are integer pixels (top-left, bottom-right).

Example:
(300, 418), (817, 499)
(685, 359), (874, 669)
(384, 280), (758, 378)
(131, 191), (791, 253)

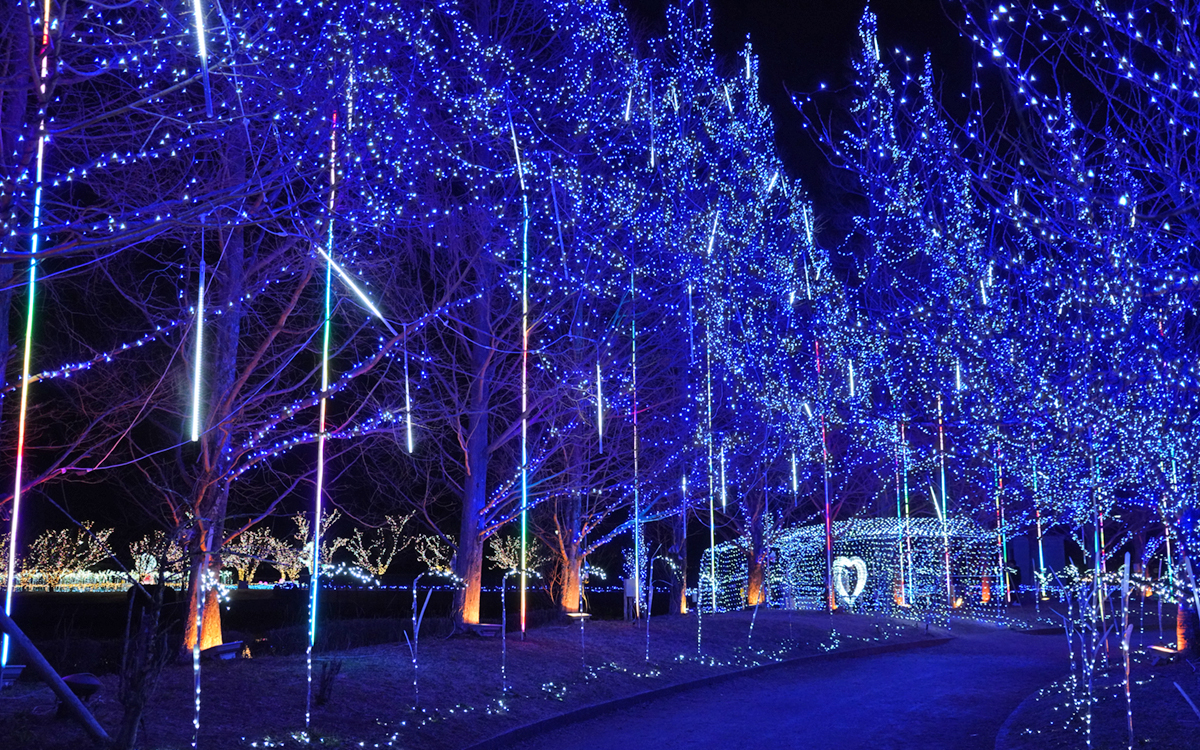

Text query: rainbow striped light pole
(508, 118), (530, 637)
(304, 114), (399, 721)
(3, 0), (54, 670)
(306, 112), (339, 729)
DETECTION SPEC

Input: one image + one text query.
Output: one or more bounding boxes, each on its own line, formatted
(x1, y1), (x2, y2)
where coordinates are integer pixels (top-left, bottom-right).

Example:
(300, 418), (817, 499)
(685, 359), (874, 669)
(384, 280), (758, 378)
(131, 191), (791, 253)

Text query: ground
(502, 618), (1065, 750)
(1, 604), (1195, 749)
(998, 645), (1200, 750)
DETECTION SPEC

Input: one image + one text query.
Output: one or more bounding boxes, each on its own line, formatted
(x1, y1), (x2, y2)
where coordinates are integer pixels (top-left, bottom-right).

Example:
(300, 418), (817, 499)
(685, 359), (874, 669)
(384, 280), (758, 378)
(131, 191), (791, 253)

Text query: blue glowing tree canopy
(1, 0), (1199, 635)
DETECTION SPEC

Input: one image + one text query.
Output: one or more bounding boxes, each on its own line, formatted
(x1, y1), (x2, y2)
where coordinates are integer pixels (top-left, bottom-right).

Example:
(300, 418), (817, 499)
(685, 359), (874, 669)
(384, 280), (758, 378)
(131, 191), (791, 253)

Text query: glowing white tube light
(192, 0), (214, 117)
(314, 247), (397, 336)
(404, 347), (414, 453)
(596, 359), (603, 453)
(191, 258), (205, 442)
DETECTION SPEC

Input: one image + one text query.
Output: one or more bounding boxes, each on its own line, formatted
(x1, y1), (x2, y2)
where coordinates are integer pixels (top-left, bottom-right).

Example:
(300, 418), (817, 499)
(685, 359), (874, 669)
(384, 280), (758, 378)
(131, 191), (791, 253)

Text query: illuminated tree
(0, 0), (418, 659)
(129, 530), (187, 583)
(21, 521), (113, 592)
(222, 527), (278, 584)
(956, 0), (1200, 596)
(345, 513), (412, 577)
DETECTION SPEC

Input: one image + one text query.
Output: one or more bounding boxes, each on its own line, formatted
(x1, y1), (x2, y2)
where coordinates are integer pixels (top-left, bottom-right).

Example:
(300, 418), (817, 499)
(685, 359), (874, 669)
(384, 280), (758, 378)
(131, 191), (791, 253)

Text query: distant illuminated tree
(22, 522), (113, 592)
(0, 531), (10, 585)
(345, 513), (412, 577)
(129, 530), (187, 583)
(488, 532), (549, 575)
(414, 534), (454, 575)
(293, 510), (347, 574)
(222, 527), (278, 584)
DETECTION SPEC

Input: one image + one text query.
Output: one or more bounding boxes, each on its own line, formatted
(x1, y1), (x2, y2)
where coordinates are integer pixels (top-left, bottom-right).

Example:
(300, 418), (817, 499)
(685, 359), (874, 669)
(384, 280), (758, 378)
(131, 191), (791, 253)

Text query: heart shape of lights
(832, 556), (868, 606)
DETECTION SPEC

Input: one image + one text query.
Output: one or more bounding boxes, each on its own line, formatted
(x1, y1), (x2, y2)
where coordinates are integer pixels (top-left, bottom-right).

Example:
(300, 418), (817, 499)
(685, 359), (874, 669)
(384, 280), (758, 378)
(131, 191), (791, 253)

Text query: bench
(201, 640), (245, 660)
(1, 664), (24, 689)
(1148, 645), (1180, 666)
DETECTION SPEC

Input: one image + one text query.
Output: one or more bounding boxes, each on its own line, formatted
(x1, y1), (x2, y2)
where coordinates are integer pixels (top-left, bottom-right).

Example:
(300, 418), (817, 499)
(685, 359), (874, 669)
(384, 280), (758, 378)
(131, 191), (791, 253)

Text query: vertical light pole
(816, 340), (833, 611)
(704, 319), (716, 613)
(306, 111), (338, 728)
(509, 119), (530, 638)
(3, 0), (53, 669)
(703, 214), (719, 613)
(994, 447), (1008, 604)
(1033, 455), (1046, 602)
(937, 395), (952, 607)
(895, 421), (905, 607)
(630, 265), (641, 620)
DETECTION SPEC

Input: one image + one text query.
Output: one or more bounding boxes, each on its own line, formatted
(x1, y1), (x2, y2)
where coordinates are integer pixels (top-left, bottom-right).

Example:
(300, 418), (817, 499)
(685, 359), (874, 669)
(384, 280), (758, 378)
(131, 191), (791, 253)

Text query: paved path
(500, 621), (1067, 750)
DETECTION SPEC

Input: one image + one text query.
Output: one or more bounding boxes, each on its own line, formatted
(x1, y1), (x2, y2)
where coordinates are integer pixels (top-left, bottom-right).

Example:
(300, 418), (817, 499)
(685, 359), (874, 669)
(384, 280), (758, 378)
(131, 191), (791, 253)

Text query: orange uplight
(981, 576), (992, 604)
(893, 577), (906, 607)
(953, 597), (964, 608)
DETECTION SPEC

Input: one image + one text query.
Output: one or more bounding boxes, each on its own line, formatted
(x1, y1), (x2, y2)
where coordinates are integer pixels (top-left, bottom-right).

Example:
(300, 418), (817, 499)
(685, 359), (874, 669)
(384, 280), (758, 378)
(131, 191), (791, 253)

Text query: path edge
(993, 673), (1070, 750)
(464, 635), (953, 750)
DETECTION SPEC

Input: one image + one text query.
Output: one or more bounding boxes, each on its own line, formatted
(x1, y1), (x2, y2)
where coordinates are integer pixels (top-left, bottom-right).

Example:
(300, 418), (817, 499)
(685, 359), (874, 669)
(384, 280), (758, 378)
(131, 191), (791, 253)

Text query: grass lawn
(1000, 653), (1200, 750)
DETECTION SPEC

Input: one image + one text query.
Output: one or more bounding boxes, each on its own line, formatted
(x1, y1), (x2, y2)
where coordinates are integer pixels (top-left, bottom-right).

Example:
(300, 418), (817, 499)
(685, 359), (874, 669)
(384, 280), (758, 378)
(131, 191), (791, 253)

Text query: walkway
(499, 620), (1067, 750)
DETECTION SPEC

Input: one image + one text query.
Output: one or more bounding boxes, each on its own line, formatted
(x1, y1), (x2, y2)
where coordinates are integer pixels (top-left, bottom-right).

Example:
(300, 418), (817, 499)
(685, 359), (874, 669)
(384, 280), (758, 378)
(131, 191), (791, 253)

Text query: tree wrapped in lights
(336, 0), (698, 627)
(955, 0), (1200, 619)
(345, 513), (412, 577)
(664, 26), (826, 608)
(222, 526), (277, 584)
(21, 521), (113, 592)
(129, 530), (187, 584)
(0, 0), (423, 661)
(794, 9), (1061, 611)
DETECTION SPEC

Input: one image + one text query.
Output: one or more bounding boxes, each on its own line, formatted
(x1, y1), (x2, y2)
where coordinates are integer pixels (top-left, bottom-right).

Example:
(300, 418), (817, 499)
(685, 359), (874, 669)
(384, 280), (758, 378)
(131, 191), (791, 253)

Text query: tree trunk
(668, 508), (687, 615)
(558, 547), (582, 613)
(183, 557), (224, 652)
(745, 493), (766, 607)
(557, 441), (584, 614)
(181, 123), (247, 652)
(453, 296), (491, 627)
(746, 555), (765, 607)
(1179, 595), (1200, 657)
(115, 584), (169, 750)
